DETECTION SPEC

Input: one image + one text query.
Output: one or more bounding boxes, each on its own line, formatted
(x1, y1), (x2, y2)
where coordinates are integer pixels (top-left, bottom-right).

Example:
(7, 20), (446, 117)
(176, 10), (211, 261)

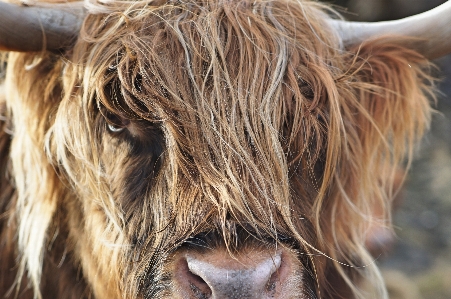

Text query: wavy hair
(1, 0), (434, 298)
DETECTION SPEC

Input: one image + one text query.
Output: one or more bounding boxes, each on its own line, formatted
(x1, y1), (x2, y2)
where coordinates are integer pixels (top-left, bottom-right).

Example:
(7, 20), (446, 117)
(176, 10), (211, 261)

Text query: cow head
(0, 0), (449, 298)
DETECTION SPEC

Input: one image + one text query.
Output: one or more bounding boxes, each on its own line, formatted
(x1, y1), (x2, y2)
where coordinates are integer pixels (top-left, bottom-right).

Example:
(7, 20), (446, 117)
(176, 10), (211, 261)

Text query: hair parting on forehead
(3, 0), (434, 298)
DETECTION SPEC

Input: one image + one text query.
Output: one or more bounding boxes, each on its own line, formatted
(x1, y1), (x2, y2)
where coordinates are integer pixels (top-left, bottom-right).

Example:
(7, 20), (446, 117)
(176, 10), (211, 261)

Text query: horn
(330, 1), (451, 59)
(0, 1), (85, 52)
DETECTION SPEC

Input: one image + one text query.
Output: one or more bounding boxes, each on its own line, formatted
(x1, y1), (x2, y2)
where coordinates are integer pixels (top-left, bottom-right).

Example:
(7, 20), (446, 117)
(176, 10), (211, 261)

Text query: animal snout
(173, 249), (298, 299)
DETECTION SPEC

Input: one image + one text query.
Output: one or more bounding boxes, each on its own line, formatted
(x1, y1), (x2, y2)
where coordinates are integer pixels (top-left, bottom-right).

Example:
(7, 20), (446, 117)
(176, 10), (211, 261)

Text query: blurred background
(320, 1), (451, 298)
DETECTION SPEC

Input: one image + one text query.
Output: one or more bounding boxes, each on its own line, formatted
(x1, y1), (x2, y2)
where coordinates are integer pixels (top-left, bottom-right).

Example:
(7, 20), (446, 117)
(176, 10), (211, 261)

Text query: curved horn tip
(330, 1), (451, 60)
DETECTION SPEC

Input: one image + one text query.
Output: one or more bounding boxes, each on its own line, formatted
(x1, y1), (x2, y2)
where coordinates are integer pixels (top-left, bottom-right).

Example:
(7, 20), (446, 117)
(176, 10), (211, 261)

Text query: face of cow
(49, 2), (328, 297)
(1, 0), (436, 298)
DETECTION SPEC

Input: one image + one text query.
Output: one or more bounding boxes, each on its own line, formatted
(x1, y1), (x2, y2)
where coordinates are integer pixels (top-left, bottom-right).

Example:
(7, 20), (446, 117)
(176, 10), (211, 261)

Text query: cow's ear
(336, 37), (434, 212)
(3, 51), (67, 296)
(345, 37), (434, 153)
(316, 40), (435, 286)
(5, 52), (64, 109)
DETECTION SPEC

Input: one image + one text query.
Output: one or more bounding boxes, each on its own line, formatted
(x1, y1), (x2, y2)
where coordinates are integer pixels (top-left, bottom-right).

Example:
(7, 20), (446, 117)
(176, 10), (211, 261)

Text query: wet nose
(175, 251), (286, 299)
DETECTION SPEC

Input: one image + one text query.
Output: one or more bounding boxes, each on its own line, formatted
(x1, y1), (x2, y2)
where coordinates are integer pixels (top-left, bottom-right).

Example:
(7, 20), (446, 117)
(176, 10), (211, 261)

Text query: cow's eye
(107, 123), (125, 133)
(104, 112), (130, 134)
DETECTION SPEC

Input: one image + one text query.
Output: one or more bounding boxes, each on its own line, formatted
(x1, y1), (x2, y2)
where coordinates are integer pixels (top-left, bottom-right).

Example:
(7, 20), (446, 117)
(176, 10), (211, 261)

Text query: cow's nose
(174, 251), (287, 299)
(187, 253), (281, 299)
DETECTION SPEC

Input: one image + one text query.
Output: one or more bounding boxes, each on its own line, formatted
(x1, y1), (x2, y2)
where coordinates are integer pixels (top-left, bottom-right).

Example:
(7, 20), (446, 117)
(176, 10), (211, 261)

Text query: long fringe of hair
(1, 0), (434, 298)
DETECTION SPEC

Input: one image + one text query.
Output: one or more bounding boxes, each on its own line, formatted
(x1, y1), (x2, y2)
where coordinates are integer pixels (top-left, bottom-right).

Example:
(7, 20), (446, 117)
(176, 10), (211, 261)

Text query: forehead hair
(66, 0), (336, 228)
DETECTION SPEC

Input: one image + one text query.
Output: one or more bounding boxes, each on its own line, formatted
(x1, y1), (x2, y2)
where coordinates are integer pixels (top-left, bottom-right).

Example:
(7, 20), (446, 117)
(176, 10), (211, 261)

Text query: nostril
(189, 273), (211, 299)
(174, 257), (212, 299)
(266, 267), (279, 293)
(188, 272), (212, 299)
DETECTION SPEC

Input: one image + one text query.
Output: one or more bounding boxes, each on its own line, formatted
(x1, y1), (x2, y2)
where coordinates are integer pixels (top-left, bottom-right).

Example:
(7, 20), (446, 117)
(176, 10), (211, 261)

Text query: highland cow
(0, 0), (450, 298)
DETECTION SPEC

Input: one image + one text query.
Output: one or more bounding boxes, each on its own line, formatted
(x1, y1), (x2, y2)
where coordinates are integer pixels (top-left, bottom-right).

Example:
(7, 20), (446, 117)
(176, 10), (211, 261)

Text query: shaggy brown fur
(0, 0), (434, 298)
